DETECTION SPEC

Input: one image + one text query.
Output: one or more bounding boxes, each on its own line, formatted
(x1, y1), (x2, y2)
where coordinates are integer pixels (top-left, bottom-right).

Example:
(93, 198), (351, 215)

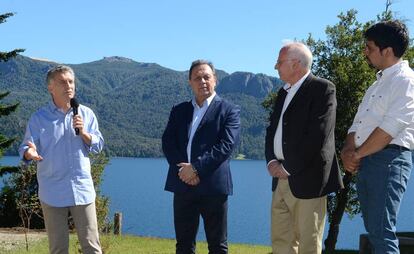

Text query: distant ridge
(28, 56), (57, 63)
(0, 55), (284, 159)
(102, 56), (135, 63)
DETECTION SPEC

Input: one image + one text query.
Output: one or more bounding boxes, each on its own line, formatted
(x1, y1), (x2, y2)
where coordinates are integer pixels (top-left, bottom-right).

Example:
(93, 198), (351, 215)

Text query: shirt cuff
(267, 159), (278, 167)
(280, 163), (291, 176)
(18, 145), (32, 163)
(348, 125), (357, 134)
(88, 133), (101, 153)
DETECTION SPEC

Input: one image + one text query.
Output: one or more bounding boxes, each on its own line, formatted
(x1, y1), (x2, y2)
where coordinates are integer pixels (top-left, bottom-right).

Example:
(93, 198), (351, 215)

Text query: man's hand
(340, 148), (360, 173)
(275, 166), (289, 179)
(177, 162), (199, 186)
(73, 115), (84, 134)
(73, 115), (93, 145)
(187, 176), (200, 186)
(267, 160), (280, 177)
(24, 141), (43, 161)
(267, 160), (288, 179)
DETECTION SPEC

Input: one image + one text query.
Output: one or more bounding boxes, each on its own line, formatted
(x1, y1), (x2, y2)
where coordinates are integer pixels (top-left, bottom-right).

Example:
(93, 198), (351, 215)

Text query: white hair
(282, 41), (313, 70)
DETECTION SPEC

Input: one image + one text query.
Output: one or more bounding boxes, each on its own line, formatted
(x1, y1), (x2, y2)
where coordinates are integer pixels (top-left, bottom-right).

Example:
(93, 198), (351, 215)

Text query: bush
(0, 152), (111, 232)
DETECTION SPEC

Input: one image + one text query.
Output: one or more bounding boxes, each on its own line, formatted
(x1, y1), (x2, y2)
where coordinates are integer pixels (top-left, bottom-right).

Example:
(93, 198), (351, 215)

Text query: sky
(1, 0), (414, 77)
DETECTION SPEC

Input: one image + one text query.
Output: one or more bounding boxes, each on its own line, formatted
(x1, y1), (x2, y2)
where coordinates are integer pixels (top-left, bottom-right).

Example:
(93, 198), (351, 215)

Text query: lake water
(1, 156), (414, 250)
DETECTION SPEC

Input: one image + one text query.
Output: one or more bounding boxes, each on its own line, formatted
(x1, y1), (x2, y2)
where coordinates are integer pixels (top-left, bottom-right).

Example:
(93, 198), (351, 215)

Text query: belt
(384, 144), (410, 151)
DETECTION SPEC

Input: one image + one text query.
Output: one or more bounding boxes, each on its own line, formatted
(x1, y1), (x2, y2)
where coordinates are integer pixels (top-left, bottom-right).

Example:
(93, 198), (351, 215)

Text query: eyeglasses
(275, 58), (296, 67)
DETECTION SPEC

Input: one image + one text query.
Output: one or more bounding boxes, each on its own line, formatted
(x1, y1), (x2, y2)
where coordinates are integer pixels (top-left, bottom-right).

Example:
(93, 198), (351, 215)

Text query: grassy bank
(5, 234), (359, 254)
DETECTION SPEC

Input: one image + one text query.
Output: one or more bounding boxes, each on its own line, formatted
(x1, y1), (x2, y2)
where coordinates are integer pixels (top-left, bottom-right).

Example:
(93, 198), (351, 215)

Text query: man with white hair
(265, 42), (343, 253)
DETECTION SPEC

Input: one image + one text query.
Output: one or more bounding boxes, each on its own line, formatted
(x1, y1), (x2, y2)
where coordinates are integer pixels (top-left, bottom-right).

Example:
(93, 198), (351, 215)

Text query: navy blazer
(162, 95), (241, 195)
(265, 74), (343, 199)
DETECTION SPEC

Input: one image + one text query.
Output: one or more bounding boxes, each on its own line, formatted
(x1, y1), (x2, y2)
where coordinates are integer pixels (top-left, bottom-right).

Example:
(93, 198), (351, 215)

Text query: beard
(365, 56), (379, 71)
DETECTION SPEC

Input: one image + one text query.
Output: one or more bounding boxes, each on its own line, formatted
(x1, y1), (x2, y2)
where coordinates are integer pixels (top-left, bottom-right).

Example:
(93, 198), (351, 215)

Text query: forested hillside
(0, 55), (283, 159)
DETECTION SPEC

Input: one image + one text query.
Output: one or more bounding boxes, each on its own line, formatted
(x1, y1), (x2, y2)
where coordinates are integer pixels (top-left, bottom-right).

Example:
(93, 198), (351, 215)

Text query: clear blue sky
(1, 0), (413, 76)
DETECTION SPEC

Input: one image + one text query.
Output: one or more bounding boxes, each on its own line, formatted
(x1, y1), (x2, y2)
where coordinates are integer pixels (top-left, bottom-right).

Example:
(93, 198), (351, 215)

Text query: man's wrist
(267, 159), (278, 168)
(354, 149), (363, 160)
(191, 165), (198, 175)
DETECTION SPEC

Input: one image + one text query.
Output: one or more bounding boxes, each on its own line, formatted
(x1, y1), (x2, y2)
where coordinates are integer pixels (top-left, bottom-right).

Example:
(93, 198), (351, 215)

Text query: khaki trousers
(41, 201), (102, 254)
(271, 179), (326, 254)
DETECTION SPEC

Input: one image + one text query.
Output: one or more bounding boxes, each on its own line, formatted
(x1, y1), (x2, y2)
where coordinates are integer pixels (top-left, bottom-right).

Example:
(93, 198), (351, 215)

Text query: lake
(1, 156), (414, 250)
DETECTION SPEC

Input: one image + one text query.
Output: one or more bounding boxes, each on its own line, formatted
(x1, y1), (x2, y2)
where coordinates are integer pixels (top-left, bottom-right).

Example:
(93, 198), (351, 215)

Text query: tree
(306, 9), (414, 252)
(0, 12), (24, 176)
(263, 7), (414, 252)
(304, 10), (374, 251)
(0, 13), (24, 62)
(0, 153), (110, 230)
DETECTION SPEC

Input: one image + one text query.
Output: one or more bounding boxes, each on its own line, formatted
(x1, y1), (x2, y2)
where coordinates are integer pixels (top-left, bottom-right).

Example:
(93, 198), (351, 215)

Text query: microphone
(70, 98), (80, 135)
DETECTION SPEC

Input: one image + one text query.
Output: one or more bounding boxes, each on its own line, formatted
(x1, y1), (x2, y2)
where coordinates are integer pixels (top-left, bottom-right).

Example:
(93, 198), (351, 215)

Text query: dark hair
(188, 59), (216, 80)
(46, 65), (75, 85)
(364, 20), (409, 58)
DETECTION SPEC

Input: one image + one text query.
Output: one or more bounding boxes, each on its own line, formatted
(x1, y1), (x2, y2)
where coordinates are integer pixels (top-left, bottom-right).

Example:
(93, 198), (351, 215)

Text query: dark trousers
(173, 193), (228, 254)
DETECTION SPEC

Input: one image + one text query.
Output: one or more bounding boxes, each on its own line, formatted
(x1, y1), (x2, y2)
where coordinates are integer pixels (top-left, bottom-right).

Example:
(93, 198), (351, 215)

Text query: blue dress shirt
(19, 101), (104, 207)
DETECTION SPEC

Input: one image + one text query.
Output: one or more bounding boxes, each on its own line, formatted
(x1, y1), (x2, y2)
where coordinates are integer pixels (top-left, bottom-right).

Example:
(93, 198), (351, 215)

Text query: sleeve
(265, 88), (285, 163)
(162, 105), (188, 167)
(86, 110), (104, 153)
(18, 115), (39, 161)
(265, 103), (279, 164)
(379, 78), (414, 137)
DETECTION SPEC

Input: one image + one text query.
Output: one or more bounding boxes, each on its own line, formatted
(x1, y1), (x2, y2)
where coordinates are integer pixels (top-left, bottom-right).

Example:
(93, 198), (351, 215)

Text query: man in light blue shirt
(19, 65), (104, 254)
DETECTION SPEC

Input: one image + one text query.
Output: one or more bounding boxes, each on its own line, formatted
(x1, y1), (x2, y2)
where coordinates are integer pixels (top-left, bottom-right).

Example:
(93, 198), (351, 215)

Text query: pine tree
(0, 12), (24, 176)
(0, 12), (24, 62)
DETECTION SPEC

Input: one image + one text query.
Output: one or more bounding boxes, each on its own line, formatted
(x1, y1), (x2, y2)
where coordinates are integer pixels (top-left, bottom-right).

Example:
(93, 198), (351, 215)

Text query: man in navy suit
(162, 59), (241, 254)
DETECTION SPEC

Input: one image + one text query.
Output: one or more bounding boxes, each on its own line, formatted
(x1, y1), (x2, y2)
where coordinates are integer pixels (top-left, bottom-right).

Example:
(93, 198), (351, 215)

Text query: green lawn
(5, 234), (358, 254)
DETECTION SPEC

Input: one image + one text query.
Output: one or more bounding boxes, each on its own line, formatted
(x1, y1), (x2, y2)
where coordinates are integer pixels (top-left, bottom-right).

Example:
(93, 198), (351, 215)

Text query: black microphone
(70, 98), (80, 135)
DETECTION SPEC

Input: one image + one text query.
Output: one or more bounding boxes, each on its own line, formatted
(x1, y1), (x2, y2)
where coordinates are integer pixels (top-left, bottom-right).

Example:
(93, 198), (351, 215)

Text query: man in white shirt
(265, 42), (343, 253)
(341, 20), (414, 253)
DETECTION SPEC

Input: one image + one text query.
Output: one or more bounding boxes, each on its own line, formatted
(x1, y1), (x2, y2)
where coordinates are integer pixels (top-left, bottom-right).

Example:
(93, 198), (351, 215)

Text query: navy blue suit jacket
(162, 95), (241, 195)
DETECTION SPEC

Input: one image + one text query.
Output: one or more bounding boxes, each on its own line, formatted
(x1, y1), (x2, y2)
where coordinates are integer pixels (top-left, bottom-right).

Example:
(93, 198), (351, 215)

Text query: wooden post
(114, 212), (122, 235)
(359, 234), (372, 254)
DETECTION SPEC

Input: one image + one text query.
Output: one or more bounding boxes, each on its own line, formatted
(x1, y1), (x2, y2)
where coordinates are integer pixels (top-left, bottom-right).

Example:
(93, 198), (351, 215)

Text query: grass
(234, 154), (247, 160)
(4, 234), (359, 254)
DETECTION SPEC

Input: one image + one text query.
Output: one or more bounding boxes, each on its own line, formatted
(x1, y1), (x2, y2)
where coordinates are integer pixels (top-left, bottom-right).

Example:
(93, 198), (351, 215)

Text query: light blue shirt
(19, 101), (104, 207)
(187, 93), (216, 162)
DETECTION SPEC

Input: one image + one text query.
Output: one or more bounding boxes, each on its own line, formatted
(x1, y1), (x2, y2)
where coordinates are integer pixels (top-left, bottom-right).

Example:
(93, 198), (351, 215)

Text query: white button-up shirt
(187, 93), (216, 162)
(348, 60), (414, 149)
(274, 71), (310, 161)
(269, 71), (310, 174)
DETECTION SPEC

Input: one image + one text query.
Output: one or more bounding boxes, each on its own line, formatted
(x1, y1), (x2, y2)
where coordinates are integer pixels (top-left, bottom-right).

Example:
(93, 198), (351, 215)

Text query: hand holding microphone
(70, 98), (93, 145)
(70, 98), (80, 135)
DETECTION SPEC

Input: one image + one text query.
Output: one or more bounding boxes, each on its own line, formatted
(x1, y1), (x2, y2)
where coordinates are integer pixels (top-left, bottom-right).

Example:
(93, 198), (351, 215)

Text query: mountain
(0, 55), (284, 159)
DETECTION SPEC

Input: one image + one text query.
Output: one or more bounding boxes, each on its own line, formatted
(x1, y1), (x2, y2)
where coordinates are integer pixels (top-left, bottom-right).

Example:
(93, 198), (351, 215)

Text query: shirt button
(366, 109), (369, 111)
(357, 136), (360, 139)
(283, 122), (287, 126)
(359, 121), (362, 123)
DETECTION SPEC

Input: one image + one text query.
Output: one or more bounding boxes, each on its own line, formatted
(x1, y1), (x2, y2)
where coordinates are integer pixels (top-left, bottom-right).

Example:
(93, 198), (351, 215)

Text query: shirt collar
(191, 92), (216, 108)
(283, 70), (310, 92)
(48, 100), (69, 114)
(378, 60), (408, 80)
